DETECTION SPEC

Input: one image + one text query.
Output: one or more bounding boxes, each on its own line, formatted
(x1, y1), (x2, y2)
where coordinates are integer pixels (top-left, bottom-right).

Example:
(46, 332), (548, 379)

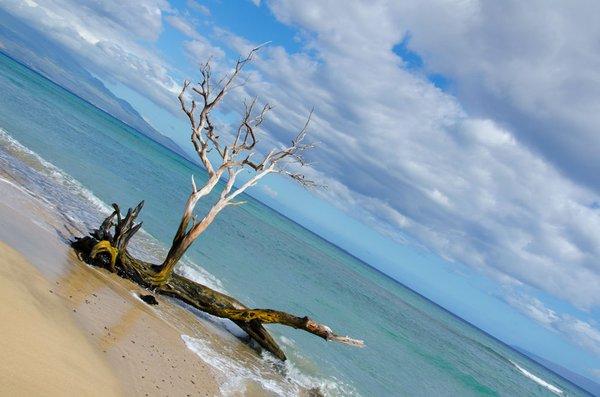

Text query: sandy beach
(0, 177), (225, 396)
(0, 241), (123, 396)
(1, 6), (598, 394)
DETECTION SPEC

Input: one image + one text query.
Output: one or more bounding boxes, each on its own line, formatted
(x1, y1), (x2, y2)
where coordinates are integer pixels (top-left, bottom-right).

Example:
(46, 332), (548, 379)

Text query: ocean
(0, 51), (590, 396)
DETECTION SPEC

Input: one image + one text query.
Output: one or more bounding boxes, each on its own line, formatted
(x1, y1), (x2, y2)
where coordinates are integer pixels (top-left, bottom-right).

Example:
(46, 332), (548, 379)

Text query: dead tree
(72, 47), (363, 361)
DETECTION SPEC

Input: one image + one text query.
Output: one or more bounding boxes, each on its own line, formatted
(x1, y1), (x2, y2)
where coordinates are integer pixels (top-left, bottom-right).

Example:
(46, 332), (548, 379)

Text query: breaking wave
(0, 127), (355, 396)
(182, 334), (357, 397)
(510, 360), (563, 395)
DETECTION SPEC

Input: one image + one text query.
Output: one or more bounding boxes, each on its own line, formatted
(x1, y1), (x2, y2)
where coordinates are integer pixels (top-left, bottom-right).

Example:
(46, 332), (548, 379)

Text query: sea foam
(510, 360), (563, 395)
(181, 334), (354, 397)
(0, 127), (352, 397)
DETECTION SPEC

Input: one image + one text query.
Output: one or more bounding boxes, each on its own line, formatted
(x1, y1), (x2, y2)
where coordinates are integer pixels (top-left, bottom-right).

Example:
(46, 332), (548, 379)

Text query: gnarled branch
(157, 47), (318, 280)
(70, 44), (361, 363)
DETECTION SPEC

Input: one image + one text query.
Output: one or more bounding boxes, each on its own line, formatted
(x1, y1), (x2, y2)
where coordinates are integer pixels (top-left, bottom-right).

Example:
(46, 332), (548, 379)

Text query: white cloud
(184, 37), (225, 63)
(505, 293), (560, 328)
(2, 0), (599, 324)
(187, 0), (210, 16)
(166, 14), (200, 38)
(0, 0), (180, 113)
(210, 2), (600, 310)
(506, 293), (600, 356)
(261, 185), (278, 198)
(386, 0), (600, 191)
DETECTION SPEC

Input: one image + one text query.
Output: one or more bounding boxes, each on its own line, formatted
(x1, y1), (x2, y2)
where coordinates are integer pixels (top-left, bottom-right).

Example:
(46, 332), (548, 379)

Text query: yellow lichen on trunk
(72, 202), (364, 361)
(90, 240), (119, 272)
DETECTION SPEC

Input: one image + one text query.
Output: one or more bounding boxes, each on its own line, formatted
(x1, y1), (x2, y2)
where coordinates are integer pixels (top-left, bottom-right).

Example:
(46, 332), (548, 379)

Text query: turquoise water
(0, 52), (590, 396)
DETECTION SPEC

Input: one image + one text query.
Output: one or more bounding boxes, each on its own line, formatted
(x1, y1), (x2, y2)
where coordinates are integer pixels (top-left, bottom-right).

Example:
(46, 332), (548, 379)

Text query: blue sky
(1, 0), (599, 381)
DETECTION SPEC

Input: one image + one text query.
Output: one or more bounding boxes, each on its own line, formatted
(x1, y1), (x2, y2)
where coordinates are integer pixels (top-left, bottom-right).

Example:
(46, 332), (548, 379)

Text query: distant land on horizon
(512, 346), (599, 396)
(1, 12), (598, 395)
(0, 7), (189, 161)
(321, 230), (599, 396)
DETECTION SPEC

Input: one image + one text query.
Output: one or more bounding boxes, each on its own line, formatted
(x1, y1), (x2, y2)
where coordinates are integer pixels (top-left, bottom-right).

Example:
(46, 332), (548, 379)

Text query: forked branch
(158, 47), (318, 279)
(71, 42), (363, 363)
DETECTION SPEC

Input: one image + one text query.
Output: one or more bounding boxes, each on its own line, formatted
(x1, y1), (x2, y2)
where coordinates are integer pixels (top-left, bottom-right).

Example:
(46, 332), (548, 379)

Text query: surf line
(510, 360), (563, 395)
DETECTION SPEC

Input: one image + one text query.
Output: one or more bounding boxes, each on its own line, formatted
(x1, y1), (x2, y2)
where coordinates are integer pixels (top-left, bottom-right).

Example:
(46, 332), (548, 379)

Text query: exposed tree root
(72, 202), (363, 361)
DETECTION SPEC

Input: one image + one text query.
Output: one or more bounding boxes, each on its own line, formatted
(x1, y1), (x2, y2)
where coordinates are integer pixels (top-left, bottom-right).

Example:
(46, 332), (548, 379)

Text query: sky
(1, 0), (599, 381)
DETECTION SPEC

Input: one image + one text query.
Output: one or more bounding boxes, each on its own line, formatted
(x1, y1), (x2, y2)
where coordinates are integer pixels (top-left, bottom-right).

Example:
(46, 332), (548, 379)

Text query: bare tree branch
(159, 45), (318, 278)
(71, 43), (364, 364)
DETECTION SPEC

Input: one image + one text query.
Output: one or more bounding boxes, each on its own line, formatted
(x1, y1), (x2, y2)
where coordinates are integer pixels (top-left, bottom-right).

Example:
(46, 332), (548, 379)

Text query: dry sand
(0, 178), (223, 396)
(0, 164), (308, 396)
(0, 241), (123, 396)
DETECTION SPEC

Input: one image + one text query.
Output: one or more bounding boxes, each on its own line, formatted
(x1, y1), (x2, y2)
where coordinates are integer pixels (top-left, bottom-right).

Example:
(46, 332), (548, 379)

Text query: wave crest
(510, 360), (563, 395)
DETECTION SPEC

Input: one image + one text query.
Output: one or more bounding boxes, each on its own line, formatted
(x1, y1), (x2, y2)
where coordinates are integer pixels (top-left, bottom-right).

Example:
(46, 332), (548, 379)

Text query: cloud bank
(237, 1), (600, 312)
(506, 293), (600, 356)
(1, 0), (599, 356)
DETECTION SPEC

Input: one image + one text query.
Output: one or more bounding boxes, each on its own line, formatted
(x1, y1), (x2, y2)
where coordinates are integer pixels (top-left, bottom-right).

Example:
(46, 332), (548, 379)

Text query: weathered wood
(151, 48), (318, 285)
(70, 49), (362, 362)
(72, 203), (363, 361)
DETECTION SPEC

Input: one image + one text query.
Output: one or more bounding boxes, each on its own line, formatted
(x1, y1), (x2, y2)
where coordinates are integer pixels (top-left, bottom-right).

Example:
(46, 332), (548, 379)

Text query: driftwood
(72, 202), (363, 360)
(72, 46), (362, 361)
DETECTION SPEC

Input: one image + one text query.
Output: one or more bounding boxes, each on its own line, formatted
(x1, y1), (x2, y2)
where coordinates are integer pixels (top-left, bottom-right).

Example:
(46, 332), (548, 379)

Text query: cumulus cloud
(210, 1), (600, 310)
(506, 293), (600, 356)
(2, 0), (599, 327)
(0, 0), (180, 112)
(165, 14), (226, 65)
(184, 37), (225, 63)
(385, 1), (600, 191)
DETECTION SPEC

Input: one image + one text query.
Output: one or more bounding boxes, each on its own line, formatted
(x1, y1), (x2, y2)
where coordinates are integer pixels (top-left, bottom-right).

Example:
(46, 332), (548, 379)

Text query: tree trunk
(71, 202), (363, 361)
(156, 192), (224, 284)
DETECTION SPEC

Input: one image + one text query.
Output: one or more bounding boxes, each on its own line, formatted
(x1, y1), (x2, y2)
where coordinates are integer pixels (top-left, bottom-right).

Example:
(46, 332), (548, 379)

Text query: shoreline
(0, 240), (123, 396)
(0, 126), (332, 396)
(0, 176), (224, 396)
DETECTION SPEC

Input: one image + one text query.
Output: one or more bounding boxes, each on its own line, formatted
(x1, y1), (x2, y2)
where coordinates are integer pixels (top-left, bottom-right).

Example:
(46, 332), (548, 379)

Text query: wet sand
(0, 177), (222, 396)
(0, 241), (122, 396)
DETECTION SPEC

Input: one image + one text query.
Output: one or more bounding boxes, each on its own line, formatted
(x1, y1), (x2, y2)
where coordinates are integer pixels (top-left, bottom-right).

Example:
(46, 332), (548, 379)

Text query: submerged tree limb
(72, 202), (364, 361)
